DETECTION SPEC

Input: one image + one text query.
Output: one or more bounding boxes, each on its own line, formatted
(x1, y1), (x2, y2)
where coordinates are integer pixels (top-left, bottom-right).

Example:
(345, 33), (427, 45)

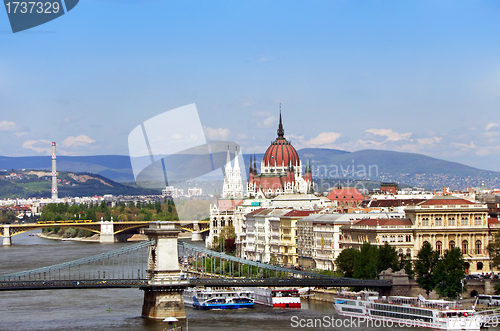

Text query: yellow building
(278, 210), (317, 267)
(405, 196), (490, 274)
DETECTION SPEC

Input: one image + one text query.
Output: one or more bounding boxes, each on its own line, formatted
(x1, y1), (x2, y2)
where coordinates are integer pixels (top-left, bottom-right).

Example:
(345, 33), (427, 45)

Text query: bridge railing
(0, 240), (152, 282)
(178, 241), (365, 282)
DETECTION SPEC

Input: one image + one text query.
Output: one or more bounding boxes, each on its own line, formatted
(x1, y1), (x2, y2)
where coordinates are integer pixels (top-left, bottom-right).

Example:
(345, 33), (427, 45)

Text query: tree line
(335, 242), (466, 299)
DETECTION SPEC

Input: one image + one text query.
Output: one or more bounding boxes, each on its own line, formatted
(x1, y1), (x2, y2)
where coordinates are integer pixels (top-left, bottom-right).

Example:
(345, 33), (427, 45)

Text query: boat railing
(476, 307), (500, 316)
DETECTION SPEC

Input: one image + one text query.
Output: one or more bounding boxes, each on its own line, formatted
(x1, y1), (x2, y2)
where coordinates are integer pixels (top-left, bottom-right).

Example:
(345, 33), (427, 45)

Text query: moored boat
(251, 287), (301, 308)
(333, 291), (481, 330)
(183, 287), (254, 309)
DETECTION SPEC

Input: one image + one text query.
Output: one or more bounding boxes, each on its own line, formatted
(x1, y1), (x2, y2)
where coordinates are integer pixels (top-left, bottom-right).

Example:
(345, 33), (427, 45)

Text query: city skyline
(1, 1), (500, 172)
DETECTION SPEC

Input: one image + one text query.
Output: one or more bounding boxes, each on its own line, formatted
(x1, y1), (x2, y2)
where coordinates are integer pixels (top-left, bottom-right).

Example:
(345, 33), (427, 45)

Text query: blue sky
(1, 0), (500, 171)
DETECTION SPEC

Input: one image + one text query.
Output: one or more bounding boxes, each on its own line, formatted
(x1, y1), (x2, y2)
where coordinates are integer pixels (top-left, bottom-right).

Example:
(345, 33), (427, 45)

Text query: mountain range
(1, 148), (499, 191)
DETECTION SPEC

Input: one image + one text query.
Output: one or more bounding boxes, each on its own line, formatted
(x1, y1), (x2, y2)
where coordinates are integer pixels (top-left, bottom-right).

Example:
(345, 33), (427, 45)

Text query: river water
(0, 231), (496, 331)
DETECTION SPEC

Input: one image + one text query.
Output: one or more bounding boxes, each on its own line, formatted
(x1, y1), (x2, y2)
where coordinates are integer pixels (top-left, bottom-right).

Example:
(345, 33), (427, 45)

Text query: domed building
(247, 110), (313, 198)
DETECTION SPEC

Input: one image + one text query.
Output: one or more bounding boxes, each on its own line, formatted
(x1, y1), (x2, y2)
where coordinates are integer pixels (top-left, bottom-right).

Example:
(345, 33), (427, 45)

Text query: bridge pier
(141, 222), (185, 319)
(3, 225), (11, 246)
(191, 221), (202, 241)
(99, 221), (115, 243)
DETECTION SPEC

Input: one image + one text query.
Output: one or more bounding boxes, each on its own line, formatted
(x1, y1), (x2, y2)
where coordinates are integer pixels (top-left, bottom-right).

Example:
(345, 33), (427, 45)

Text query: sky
(1, 1), (500, 172)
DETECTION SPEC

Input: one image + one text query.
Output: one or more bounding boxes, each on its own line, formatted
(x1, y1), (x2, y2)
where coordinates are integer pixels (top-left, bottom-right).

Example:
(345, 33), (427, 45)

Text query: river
(0, 231), (495, 331)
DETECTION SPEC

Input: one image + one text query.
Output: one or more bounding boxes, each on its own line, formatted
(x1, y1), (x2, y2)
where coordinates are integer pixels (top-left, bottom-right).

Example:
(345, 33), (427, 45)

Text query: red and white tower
(51, 142), (58, 200)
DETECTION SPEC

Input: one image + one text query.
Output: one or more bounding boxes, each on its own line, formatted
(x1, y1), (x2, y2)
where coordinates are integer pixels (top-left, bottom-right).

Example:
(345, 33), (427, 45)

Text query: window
(474, 217), (482, 226)
(476, 240), (482, 255)
(461, 217), (468, 226)
(406, 248), (411, 257)
(449, 240), (455, 250)
(382, 235), (387, 242)
(398, 235), (403, 242)
(436, 241), (442, 255)
(422, 217), (429, 226)
(462, 240), (469, 254)
(435, 217), (442, 226)
(478, 262), (484, 270)
(406, 235), (412, 242)
(398, 248), (403, 255)
(448, 217), (455, 226)
(390, 235), (395, 242)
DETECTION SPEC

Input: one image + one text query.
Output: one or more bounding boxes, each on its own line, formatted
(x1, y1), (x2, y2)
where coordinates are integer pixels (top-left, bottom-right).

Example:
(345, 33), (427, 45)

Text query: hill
(0, 169), (159, 199)
(1, 148), (500, 190)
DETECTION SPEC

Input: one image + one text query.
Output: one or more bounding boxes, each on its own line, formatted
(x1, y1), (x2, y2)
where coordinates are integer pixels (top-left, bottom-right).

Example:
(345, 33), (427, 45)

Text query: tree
(435, 247), (465, 299)
(415, 242), (440, 297)
(378, 242), (400, 273)
(399, 253), (414, 279)
(488, 230), (500, 268)
(335, 248), (360, 278)
(353, 243), (379, 279)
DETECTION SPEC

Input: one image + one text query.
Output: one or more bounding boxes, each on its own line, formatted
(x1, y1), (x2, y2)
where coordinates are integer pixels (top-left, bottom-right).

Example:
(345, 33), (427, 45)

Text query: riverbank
(37, 232), (101, 242)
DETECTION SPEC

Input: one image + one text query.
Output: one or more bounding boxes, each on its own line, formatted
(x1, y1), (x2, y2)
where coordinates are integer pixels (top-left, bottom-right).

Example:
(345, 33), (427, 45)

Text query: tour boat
(333, 291), (482, 330)
(183, 287), (254, 309)
(251, 287), (301, 308)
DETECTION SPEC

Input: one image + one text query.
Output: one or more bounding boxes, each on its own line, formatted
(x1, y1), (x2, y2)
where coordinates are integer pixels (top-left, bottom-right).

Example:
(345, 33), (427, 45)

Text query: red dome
(262, 111), (300, 167)
(263, 137), (299, 167)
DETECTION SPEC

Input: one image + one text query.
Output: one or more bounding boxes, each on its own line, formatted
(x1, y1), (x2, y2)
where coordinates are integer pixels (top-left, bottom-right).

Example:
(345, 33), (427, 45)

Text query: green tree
(378, 242), (400, 272)
(435, 247), (465, 299)
(399, 254), (414, 279)
(415, 242), (440, 297)
(335, 248), (360, 278)
(353, 242), (379, 279)
(488, 230), (500, 268)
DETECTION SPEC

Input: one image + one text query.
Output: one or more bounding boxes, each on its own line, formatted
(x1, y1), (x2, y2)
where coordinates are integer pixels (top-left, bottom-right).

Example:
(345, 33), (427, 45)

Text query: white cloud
(307, 132), (342, 146)
(485, 122), (499, 131)
(203, 126), (230, 140)
(451, 141), (477, 149)
(287, 134), (305, 140)
(356, 139), (384, 148)
(0, 120), (20, 132)
(61, 135), (95, 148)
(22, 140), (52, 154)
(234, 97), (255, 108)
(261, 116), (276, 128)
(365, 128), (412, 142)
(417, 136), (442, 145)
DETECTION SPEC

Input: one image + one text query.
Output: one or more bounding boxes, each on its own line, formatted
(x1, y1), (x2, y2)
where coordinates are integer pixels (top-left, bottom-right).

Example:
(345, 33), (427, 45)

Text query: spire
(225, 145), (232, 171)
(253, 154), (257, 174)
(249, 154), (253, 175)
(233, 146), (240, 170)
(277, 103), (284, 138)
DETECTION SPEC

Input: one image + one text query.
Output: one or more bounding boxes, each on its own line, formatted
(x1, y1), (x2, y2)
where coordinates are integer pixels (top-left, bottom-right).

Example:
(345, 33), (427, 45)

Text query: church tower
(222, 146), (244, 198)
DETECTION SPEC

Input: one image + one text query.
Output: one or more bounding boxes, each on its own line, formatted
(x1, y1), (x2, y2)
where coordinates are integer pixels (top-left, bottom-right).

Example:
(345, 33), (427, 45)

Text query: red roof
(218, 199), (243, 211)
(488, 217), (500, 225)
(327, 188), (364, 202)
(368, 199), (425, 207)
(246, 208), (266, 216)
(420, 198), (475, 205)
(282, 210), (316, 217)
(354, 218), (413, 226)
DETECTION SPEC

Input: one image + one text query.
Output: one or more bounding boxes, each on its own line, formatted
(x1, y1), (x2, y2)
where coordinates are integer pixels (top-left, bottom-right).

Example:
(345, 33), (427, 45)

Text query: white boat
(251, 287), (301, 308)
(333, 291), (481, 330)
(183, 287), (254, 309)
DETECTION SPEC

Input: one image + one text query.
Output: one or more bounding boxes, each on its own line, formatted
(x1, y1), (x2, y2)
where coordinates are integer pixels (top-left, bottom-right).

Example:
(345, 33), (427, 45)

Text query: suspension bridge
(0, 221), (392, 319)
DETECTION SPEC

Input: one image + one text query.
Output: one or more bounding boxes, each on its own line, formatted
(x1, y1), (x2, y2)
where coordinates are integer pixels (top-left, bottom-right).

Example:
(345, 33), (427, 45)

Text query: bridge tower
(99, 219), (115, 243)
(141, 221), (186, 319)
(191, 221), (202, 241)
(3, 225), (11, 246)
